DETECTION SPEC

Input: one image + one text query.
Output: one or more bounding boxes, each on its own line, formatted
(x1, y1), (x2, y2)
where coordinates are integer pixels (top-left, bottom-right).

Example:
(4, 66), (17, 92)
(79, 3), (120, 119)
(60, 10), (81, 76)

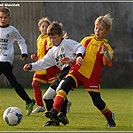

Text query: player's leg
(43, 79), (71, 112)
(67, 100), (72, 113)
(43, 79), (59, 126)
(58, 97), (69, 125)
(55, 79), (70, 125)
(43, 79), (70, 126)
(88, 91), (116, 127)
(43, 66), (61, 112)
(45, 76), (75, 123)
(43, 79), (59, 111)
(31, 79), (45, 113)
(3, 63), (35, 116)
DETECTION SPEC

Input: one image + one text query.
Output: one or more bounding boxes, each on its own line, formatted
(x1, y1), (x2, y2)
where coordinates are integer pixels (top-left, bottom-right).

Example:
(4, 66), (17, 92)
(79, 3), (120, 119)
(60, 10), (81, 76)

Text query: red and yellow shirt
(70, 34), (114, 84)
(35, 34), (52, 75)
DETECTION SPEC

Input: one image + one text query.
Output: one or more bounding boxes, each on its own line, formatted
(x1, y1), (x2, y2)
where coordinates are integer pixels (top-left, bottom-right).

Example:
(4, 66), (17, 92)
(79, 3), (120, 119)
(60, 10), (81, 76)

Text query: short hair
(95, 13), (113, 30)
(47, 21), (68, 38)
(0, 7), (11, 16)
(38, 17), (51, 27)
(47, 21), (63, 36)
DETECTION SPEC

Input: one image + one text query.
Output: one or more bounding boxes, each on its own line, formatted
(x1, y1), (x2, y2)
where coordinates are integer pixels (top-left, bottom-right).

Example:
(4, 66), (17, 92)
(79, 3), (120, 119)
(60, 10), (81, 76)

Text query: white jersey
(0, 25), (28, 64)
(30, 38), (85, 71)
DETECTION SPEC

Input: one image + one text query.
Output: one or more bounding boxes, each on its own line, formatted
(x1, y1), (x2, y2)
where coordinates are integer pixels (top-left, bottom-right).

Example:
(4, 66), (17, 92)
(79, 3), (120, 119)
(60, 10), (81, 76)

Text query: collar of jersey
(92, 34), (108, 43)
(0, 24), (9, 28)
(55, 38), (64, 47)
(40, 34), (48, 39)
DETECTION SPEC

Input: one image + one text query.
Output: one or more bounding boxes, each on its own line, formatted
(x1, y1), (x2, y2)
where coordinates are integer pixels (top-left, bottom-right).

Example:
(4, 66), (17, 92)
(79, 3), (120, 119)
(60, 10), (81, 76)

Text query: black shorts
(49, 66), (71, 91)
(0, 62), (19, 88)
(0, 62), (13, 74)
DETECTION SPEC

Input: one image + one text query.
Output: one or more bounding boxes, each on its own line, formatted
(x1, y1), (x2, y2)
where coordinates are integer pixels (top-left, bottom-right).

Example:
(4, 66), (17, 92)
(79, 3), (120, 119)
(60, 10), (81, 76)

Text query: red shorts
(33, 66), (60, 84)
(67, 70), (100, 92)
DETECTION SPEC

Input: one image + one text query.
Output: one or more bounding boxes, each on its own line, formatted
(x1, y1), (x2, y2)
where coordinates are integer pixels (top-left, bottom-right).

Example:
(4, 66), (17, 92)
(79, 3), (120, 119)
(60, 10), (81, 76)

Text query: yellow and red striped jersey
(35, 34), (52, 75)
(71, 34), (114, 83)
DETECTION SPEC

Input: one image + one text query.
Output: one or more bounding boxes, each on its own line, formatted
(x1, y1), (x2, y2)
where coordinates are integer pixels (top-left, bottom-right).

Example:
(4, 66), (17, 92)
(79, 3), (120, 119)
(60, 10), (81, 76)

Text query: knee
(43, 87), (56, 100)
(43, 93), (48, 100)
(61, 80), (72, 94)
(32, 80), (40, 89)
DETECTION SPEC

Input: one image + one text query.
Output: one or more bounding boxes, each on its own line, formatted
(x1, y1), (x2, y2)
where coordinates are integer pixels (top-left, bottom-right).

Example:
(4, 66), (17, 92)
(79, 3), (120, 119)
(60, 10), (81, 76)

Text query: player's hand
(20, 57), (27, 61)
(76, 56), (83, 66)
(60, 57), (72, 65)
(20, 54), (28, 61)
(101, 44), (108, 52)
(23, 64), (31, 71)
(30, 54), (36, 60)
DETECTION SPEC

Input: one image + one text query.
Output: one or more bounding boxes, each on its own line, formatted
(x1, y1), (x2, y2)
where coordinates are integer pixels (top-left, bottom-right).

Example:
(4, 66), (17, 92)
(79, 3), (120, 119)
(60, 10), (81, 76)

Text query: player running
(0, 7), (35, 116)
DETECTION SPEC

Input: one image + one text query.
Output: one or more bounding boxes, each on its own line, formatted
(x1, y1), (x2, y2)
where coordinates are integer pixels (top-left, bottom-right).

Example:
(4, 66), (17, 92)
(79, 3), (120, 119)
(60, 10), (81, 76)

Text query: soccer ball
(3, 107), (22, 126)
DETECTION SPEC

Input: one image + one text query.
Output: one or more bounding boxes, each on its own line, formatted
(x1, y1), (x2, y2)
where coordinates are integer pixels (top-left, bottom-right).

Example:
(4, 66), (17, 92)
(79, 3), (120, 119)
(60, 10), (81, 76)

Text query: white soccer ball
(3, 107), (22, 126)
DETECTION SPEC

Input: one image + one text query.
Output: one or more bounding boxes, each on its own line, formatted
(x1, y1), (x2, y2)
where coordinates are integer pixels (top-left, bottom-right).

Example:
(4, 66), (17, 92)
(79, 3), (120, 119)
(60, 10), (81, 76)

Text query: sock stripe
(57, 90), (66, 100)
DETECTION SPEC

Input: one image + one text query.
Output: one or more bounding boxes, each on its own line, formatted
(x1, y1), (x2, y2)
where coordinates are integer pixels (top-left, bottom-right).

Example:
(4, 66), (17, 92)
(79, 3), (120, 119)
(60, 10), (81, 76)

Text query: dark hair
(47, 21), (63, 36)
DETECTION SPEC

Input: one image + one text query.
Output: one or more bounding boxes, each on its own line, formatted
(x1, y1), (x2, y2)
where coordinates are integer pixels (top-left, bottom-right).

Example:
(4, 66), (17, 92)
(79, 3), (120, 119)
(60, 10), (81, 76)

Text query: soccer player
(44, 14), (116, 128)
(0, 7), (35, 116)
(30, 18), (72, 124)
(30, 17), (61, 113)
(23, 21), (85, 126)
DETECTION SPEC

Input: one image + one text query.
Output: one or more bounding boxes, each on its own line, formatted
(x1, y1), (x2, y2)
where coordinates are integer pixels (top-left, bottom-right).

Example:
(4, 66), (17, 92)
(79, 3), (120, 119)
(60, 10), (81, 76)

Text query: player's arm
(102, 44), (114, 66)
(31, 51), (37, 60)
(21, 54), (28, 61)
(60, 57), (73, 65)
(23, 50), (55, 71)
(60, 53), (83, 66)
(68, 39), (85, 66)
(23, 58), (53, 71)
(13, 28), (28, 61)
(23, 64), (32, 71)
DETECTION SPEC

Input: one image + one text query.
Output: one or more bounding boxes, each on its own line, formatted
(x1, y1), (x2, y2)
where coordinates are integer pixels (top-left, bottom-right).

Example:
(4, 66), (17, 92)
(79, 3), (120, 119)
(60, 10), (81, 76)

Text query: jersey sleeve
(12, 28), (28, 54)
(67, 39), (85, 56)
(103, 43), (114, 66)
(30, 48), (56, 71)
(80, 36), (90, 46)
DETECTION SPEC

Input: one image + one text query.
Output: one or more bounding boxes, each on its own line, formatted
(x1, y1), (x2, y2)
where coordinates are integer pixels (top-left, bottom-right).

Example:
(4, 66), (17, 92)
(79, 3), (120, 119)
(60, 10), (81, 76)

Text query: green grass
(0, 87), (132, 132)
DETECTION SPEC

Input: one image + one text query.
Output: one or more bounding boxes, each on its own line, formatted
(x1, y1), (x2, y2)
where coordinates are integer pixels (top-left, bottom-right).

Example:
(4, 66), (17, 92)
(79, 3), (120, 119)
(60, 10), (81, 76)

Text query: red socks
(53, 90), (67, 111)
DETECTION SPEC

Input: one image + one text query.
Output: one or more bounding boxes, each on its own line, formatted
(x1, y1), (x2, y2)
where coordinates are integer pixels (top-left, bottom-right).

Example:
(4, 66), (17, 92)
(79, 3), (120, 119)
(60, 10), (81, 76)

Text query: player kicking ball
(45, 14), (116, 128)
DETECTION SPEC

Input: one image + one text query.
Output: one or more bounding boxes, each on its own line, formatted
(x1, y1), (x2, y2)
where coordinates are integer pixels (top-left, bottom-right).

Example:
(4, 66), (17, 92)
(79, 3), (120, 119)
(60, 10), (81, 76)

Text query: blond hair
(95, 14), (113, 30)
(38, 17), (51, 27)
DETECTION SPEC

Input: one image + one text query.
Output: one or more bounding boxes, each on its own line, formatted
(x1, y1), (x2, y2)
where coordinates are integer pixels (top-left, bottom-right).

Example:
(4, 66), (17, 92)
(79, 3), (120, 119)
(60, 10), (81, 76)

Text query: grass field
(0, 87), (132, 132)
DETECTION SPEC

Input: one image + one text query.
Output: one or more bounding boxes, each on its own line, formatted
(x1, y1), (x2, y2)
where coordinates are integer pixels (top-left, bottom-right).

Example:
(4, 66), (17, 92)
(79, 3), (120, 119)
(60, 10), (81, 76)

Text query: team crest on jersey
(61, 47), (64, 52)
(6, 34), (9, 38)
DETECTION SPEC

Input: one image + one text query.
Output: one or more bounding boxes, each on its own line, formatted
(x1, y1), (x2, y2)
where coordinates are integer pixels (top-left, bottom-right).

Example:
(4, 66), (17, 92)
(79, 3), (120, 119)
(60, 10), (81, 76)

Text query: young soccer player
(23, 21), (85, 126)
(30, 17), (61, 113)
(45, 14), (116, 128)
(0, 7), (35, 116)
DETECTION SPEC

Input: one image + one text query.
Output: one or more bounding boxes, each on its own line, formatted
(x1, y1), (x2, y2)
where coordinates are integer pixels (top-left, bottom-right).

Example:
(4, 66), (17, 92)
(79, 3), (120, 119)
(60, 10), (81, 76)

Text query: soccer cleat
(44, 120), (60, 126)
(67, 100), (72, 113)
(58, 112), (69, 125)
(32, 106), (45, 113)
(45, 108), (59, 124)
(106, 113), (116, 128)
(26, 99), (35, 116)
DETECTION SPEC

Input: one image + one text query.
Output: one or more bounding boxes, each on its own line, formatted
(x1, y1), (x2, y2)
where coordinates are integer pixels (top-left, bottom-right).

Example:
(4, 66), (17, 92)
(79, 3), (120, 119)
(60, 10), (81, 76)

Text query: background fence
(0, 2), (132, 88)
